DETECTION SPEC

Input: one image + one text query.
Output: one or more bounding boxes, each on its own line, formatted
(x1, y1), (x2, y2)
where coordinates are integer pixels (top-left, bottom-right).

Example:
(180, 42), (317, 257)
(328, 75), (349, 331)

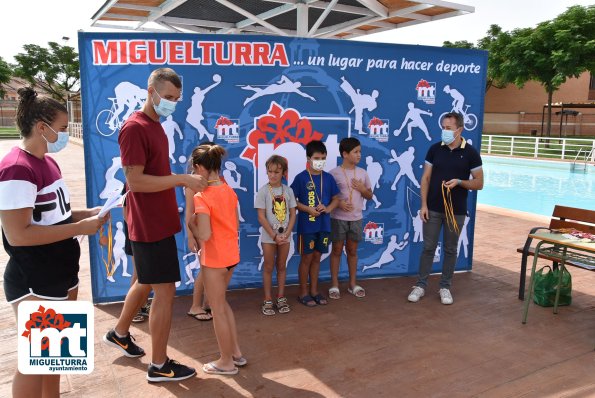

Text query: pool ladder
(571, 147), (594, 172)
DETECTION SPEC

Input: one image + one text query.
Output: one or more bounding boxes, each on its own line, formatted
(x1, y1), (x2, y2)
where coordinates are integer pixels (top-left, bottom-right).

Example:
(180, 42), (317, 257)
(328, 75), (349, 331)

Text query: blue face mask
(44, 124), (69, 153)
(441, 129), (456, 145)
(152, 90), (177, 118)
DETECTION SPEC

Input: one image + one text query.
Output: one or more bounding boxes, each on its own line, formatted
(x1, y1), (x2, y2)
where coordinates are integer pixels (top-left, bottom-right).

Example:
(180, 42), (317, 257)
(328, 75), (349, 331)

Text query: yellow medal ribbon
(307, 169), (323, 206)
(442, 184), (460, 235)
(100, 222), (115, 278)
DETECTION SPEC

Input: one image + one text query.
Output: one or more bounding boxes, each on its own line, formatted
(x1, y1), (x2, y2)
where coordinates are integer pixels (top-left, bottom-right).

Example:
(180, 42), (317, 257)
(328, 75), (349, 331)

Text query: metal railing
(481, 135), (595, 162)
(571, 147), (595, 172)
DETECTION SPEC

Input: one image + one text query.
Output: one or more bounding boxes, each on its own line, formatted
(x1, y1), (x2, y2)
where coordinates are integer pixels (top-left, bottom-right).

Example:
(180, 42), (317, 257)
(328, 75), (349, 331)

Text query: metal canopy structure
(91, 0), (474, 39)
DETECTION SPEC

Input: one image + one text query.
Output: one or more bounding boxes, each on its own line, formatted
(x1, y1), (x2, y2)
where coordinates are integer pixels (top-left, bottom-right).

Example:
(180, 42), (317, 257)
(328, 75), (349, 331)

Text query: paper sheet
(98, 190), (127, 218)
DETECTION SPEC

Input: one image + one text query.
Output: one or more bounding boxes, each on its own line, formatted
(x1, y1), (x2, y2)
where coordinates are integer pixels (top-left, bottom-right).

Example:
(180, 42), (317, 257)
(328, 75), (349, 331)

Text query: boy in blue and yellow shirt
(290, 140), (340, 307)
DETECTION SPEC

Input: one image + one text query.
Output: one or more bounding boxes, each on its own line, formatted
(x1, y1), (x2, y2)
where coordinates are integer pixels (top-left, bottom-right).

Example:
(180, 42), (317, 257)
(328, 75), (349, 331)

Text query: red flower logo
(364, 221), (379, 230)
(215, 116), (233, 127)
(368, 117), (384, 127)
(22, 305), (72, 350)
(416, 79), (431, 89)
(241, 102), (323, 167)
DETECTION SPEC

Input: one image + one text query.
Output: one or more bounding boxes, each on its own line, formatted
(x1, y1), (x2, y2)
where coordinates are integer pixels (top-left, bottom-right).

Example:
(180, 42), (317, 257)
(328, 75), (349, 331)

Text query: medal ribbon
(307, 169), (323, 206)
(100, 222), (115, 278)
(442, 184), (460, 234)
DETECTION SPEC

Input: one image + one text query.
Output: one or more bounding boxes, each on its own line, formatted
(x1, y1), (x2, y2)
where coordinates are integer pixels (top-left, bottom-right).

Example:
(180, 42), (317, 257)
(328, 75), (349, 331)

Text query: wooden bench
(517, 205), (595, 300)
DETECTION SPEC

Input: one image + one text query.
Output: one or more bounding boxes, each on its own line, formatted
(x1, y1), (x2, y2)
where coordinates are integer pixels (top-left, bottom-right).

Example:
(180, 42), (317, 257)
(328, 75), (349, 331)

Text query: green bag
(532, 266), (572, 307)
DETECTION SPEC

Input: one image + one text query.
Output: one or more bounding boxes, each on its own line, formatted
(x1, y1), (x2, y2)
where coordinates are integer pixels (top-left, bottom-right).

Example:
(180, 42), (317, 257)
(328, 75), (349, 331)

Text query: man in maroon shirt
(103, 68), (207, 382)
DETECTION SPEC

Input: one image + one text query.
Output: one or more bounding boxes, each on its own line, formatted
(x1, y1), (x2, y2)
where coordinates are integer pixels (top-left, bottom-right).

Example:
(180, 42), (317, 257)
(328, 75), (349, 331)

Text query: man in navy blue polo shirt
(407, 112), (483, 305)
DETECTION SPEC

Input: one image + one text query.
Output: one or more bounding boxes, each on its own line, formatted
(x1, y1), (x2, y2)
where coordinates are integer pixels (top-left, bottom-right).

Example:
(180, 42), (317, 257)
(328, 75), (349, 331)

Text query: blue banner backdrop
(78, 32), (487, 303)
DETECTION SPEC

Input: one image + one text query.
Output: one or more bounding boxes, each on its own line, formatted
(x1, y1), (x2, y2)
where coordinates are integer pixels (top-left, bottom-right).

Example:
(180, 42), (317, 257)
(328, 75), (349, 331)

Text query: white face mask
(311, 159), (326, 171)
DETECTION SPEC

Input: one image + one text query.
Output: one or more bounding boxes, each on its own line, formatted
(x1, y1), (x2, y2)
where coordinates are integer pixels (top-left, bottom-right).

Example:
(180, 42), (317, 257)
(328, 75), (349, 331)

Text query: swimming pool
(477, 156), (595, 217)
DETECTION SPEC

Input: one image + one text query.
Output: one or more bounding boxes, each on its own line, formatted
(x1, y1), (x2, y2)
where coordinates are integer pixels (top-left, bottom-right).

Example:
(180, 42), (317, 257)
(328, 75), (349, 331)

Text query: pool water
(477, 156), (595, 217)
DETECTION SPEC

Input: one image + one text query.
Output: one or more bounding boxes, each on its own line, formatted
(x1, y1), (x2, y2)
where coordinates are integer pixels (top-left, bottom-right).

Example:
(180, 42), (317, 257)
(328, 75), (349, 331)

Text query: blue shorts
(298, 232), (330, 255)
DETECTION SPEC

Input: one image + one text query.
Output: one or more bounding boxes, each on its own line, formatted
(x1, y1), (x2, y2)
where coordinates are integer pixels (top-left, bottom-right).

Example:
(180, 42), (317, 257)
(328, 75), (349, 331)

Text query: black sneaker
(103, 329), (145, 358)
(147, 358), (196, 383)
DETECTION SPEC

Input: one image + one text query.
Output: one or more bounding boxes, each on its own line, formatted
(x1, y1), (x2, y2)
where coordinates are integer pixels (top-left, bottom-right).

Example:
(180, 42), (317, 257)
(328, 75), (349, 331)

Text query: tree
(13, 42), (79, 103)
(0, 57), (11, 99)
(443, 25), (511, 91)
(502, 5), (595, 136)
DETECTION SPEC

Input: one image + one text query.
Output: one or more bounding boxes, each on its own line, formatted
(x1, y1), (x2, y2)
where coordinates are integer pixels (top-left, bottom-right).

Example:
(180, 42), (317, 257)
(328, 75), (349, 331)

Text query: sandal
(187, 311), (213, 321)
(348, 284), (366, 298)
(262, 300), (275, 316)
(297, 295), (317, 307)
(139, 301), (151, 317)
(132, 311), (146, 323)
(233, 356), (248, 367)
(328, 286), (341, 300)
(312, 293), (328, 306)
(202, 362), (238, 375)
(276, 297), (291, 314)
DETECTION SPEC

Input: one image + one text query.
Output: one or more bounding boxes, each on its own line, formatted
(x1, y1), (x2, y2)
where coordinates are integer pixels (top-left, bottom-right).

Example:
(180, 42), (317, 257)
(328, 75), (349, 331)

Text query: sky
(0, 0), (591, 63)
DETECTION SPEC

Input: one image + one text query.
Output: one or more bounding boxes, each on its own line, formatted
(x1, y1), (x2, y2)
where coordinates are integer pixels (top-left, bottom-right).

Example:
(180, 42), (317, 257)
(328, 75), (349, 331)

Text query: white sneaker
(408, 286), (425, 302)
(439, 288), (453, 305)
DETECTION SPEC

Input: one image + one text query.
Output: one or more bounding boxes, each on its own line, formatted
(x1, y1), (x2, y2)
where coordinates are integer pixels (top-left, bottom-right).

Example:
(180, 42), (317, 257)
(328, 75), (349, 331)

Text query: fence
(481, 134), (595, 162)
(65, 126), (595, 164)
(68, 122), (83, 139)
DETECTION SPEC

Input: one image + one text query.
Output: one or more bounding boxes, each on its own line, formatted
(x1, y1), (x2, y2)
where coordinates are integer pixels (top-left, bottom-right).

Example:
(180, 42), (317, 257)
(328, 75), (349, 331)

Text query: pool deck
(1, 139), (594, 397)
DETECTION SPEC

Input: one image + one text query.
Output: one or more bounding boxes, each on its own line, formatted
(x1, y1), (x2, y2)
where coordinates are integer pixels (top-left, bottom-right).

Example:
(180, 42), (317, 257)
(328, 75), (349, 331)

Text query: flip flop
(297, 295), (317, 307)
(187, 311), (213, 321)
(348, 285), (366, 298)
(131, 313), (146, 323)
(312, 293), (328, 306)
(202, 362), (238, 375)
(328, 286), (341, 300)
(233, 356), (248, 367)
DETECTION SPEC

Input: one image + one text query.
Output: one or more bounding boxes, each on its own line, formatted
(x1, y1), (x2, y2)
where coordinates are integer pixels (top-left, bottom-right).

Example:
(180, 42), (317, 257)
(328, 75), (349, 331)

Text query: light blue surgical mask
(152, 90), (177, 118)
(441, 129), (456, 145)
(43, 123), (69, 153)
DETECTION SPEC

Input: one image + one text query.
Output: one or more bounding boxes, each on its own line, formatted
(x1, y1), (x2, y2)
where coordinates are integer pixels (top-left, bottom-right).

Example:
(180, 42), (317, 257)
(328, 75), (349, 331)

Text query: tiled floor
(0, 139), (594, 397)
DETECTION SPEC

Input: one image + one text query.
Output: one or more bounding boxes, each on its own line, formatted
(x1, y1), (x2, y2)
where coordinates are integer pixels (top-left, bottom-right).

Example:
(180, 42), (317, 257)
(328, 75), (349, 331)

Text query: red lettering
(183, 41), (200, 64)
(90, 39), (289, 66)
(270, 43), (289, 66)
(199, 42), (214, 65)
(253, 43), (270, 65)
(119, 41), (128, 64)
(148, 41), (167, 64)
(129, 41), (147, 64)
(168, 41), (184, 64)
(234, 43), (252, 65)
(92, 40), (119, 65)
(214, 42), (233, 65)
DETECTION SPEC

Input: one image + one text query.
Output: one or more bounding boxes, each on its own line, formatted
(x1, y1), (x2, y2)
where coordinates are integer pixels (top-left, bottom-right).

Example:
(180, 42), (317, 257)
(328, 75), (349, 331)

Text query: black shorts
(130, 236), (181, 284)
(122, 220), (133, 256)
(4, 265), (79, 303)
